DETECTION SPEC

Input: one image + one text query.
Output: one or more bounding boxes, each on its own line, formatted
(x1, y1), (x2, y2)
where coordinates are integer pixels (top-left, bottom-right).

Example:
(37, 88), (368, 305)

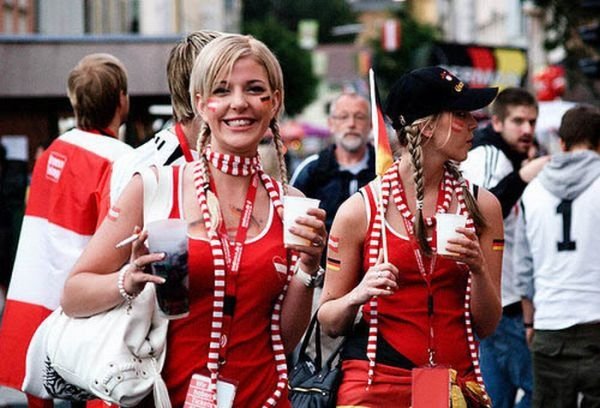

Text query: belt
(502, 302), (522, 317)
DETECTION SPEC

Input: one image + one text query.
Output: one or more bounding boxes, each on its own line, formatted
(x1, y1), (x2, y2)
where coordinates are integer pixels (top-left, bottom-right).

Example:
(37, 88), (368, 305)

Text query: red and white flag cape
(0, 129), (131, 396)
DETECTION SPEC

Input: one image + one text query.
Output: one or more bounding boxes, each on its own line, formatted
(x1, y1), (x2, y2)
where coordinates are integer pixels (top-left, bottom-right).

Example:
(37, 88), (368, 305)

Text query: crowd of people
(0, 28), (599, 408)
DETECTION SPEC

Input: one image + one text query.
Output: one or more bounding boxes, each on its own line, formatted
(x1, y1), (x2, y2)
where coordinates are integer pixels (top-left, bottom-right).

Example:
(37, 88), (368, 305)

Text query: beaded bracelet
(117, 264), (139, 313)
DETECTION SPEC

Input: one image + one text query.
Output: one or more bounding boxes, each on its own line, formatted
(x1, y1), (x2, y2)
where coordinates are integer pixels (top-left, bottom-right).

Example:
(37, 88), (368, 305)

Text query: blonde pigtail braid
(270, 118), (289, 194)
(196, 122), (212, 188)
(196, 122), (224, 234)
(405, 124), (432, 256)
(445, 161), (487, 234)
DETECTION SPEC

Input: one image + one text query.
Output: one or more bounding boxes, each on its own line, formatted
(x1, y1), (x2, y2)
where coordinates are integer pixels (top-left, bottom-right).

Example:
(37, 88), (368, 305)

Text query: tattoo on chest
(229, 205), (263, 229)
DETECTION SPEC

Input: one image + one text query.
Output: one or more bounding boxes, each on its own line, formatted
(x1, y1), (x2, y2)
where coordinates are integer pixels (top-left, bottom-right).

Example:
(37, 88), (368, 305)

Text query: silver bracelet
(117, 264), (138, 312)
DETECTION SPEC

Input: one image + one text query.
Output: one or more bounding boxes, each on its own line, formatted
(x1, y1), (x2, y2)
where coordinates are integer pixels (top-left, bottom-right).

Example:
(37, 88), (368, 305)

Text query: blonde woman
(62, 35), (326, 407)
(318, 67), (503, 407)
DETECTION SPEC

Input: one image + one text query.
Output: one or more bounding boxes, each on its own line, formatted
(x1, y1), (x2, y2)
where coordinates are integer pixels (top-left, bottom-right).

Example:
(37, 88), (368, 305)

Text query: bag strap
(139, 166), (174, 225)
(299, 310), (347, 370)
(298, 311), (323, 369)
(323, 334), (345, 370)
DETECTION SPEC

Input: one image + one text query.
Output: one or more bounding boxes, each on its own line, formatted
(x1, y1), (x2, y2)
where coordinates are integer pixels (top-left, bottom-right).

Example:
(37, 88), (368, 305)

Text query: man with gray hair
(290, 91), (375, 357)
(291, 92), (375, 234)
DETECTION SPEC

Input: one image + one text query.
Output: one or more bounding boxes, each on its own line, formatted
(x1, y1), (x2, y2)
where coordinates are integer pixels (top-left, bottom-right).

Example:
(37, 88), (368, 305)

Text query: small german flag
(326, 257), (341, 272)
(492, 239), (505, 251)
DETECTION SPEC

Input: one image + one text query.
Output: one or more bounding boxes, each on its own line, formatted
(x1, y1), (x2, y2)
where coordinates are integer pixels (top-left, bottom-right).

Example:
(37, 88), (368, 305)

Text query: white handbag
(24, 284), (169, 407)
(23, 165), (175, 407)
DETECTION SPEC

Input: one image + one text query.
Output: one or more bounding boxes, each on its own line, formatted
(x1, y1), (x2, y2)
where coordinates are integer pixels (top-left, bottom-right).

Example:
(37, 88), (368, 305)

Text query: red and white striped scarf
(192, 146), (295, 407)
(365, 162), (488, 405)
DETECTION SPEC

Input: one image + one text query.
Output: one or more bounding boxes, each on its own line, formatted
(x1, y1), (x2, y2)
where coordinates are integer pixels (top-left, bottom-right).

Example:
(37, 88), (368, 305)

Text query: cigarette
(115, 233), (140, 249)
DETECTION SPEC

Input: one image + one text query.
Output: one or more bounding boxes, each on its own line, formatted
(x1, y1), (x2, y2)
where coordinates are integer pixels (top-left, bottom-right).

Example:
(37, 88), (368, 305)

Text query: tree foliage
(530, 0), (600, 95)
(243, 0), (357, 44)
(244, 17), (318, 116)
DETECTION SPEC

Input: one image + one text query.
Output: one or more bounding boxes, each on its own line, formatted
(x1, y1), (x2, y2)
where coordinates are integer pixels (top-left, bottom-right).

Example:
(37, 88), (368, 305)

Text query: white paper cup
(146, 219), (190, 319)
(436, 213), (467, 256)
(283, 196), (320, 246)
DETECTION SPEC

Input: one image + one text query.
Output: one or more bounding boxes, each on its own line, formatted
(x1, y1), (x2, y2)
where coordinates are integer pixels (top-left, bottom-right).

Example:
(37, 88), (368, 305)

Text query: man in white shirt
(514, 105), (600, 407)
(461, 88), (548, 408)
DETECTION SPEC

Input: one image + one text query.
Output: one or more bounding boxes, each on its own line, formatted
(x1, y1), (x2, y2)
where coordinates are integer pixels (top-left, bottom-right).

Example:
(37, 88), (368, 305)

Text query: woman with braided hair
(62, 34), (327, 407)
(318, 66), (503, 407)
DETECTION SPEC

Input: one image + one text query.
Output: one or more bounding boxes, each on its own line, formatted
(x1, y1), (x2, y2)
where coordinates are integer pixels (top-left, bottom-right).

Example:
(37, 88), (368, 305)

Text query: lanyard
(174, 122), (194, 162)
(394, 175), (447, 366)
(208, 172), (259, 362)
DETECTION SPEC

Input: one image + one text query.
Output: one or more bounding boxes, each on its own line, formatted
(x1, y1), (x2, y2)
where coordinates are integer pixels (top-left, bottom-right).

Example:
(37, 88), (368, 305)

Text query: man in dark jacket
(290, 91), (375, 358)
(461, 88), (549, 408)
(290, 91), (375, 233)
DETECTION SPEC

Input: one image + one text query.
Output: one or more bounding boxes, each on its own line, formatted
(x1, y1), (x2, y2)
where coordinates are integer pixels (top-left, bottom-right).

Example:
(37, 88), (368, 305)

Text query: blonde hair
(189, 34), (288, 191)
(167, 30), (222, 123)
(401, 114), (486, 255)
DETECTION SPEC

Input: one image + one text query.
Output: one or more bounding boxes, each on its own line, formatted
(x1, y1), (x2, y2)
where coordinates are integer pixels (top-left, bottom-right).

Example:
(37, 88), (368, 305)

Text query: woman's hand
(347, 253), (399, 306)
(124, 226), (167, 295)
(444, 227), (486, 275)
(285, 207), (327, 273)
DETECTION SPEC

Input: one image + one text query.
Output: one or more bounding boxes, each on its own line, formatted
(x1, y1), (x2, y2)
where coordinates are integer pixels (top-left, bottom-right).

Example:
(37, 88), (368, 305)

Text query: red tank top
(361, 183), (474, 376)
(160, 166), (290, 407)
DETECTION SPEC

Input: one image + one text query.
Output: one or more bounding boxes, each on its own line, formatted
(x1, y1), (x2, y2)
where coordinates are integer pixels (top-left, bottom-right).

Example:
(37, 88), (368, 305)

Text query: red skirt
(336, 359), (412, 407)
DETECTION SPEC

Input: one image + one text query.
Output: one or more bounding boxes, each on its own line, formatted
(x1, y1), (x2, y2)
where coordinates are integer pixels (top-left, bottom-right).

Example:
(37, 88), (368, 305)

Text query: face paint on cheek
(451, 116), (467, 133)
(206, 98), (219, 112)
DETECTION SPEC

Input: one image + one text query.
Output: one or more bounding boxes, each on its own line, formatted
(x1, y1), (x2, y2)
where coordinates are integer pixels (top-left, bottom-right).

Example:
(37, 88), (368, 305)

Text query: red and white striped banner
(382, 19), (401, 52)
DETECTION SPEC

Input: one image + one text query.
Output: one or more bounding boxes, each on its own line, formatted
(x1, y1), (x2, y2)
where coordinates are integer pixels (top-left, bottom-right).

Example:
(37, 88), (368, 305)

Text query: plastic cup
(283, 196), (321, 246)
(436, 213), (467, 256)
(146, 219), (190, 319)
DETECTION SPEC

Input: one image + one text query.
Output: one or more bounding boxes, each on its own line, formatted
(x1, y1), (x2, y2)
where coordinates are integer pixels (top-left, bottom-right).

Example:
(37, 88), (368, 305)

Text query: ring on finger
(312, 237), (323, 247)
(377, 271), (381, 279)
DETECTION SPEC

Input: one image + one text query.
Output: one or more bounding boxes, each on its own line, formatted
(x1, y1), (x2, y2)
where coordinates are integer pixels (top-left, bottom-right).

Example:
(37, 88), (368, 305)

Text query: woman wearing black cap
(318, 67), (503, 407)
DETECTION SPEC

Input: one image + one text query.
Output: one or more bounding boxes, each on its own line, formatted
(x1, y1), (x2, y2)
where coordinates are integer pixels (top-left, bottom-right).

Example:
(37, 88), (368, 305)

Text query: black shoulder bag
(288, 311), (345, 408)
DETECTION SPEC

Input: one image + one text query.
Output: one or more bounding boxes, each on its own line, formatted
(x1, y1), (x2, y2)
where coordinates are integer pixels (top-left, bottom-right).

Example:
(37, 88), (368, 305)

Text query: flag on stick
(369, 69), (393, 176)
(369, 68), (392, 265)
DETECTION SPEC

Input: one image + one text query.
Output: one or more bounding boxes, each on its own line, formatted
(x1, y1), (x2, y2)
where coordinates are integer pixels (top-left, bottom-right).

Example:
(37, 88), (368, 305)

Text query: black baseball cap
(384, 66), (498, 129)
